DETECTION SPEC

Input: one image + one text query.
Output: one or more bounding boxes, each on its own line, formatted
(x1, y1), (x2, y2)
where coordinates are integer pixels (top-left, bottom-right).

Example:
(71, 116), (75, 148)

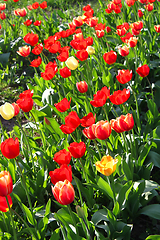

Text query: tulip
(110, 113), (134, 133)
(41, 61), (58, 80)
(19, 89), (33, 99)
(106, 26), (111, 33)
(92, 120), (112, 140)
(75, 50), (88, 61)
(136, 64), (150, 78)
(0, 102), (15, 120)
(30, 56), (42, 67)
(16, 98), (33, 112)
(49, 165), (72, 185)
(76, 81), (88, 93)
(65, 56), (79, 70)
(83, 125), (96, 139)
(53, 149), (72, 166)
(127, 37), (138, 48)
(33, 20), (41, 26)
(0, 12), (6, 20)
(0, 195), (12, 212)
(40, 1), (47, 9)
(64, 111), (80, 129)
(80, 112), (96, 127)
(138, 9), (143, 18)
(51, 179), (75, 205)
(131, 21), (143, 31)
(17, 45), (31, 57)
(1, 138), (20, 159)
(0, 3), (6, 10)
(23, 32), (39, 46)
(32, 43), (43, 55)
(145, 3), (153, 11)
(0, 171), (13, 197)
(95, 155), (118, 176)
(96, 30), (105, 38)
(57, 50), (69, 62)
(54, 98), (71, 112)
(119, 46), (129, 57)
(86, 46), (95, 55)
(90, 86), (110, 107)
(116, 69), (132, 84)
(12, 103), (20, 116)
(109, 88), (130, 105)
(24, 19), (32, 26)
(32, 2), (39, 9)
(68, 142), (86, 158)
(44, 117), (51, 125)
(154, 25), (160, 33)
(103, 50), (117, 65)
(59, 67), (71, 78)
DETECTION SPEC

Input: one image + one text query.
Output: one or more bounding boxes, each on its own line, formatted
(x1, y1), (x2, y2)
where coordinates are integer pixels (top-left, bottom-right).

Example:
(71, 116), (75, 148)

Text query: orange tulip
(95, 155), (118, 176)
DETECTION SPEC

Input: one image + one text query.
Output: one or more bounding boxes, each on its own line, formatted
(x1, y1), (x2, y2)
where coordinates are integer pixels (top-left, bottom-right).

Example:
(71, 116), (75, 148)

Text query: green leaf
(21, 203), (35, 226)
(91, 209), (108, 224)
(113, 201), (119, 216)
(139, 204), (160, 220)
(96, 175), (114, 199)
(0, 52), (10, 66)
(122, 161), (132, 180)
(146, 151), (160, 168)
(145, 235), (160, 240)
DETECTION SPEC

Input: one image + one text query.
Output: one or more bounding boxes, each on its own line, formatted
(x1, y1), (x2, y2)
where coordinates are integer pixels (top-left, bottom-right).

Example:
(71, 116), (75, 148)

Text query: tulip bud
(0, 171), (13, 197)
(76, 205), (85, 219)
(76, 81), (88, 93)
(65, 56), (79, 70)
(0, 102), (15, 120)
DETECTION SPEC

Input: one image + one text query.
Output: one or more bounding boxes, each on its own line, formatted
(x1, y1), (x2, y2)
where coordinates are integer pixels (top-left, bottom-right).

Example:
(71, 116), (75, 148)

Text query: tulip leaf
(91, 209), (108, 224)
(139, 204), (160, 220)
(96, 175), (114, 199)
(146, 151), (160, 168)
(145, 235), (160, 240)
(21, 203), (35, 226)
(122, 160), (132, 181)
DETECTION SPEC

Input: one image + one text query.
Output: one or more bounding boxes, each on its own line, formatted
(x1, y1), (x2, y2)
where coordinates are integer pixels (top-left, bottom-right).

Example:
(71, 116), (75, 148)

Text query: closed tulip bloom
(32, 43), (43, 55)
(60, 125), (76, 134)
(138, 9), (143, 18)
(23, 32), (39, 46)
(32, 2), (39, 9)
(106, 26), (111, 33)
(40, 1), (47, 9)
(90, 86), (110, 107)
(19, 89), (33, 99)
(0, 12), (6, 20)
(59, 67), (71, 78)
(0, 102), (15, 120)
(92, 120), (112, 140)
(96, 30), (105, 38)
(16, 98), (33, 112)
(51, 179), (75, 205)
(95, 155), (118, 176)
(83, 125), (96, 139)
(0, 171), (13, 197)
(119, 46), (129, 56)
(68, 142), (86, 158)
(76, 81), (88, 93)
(116, 69), (132, 84)
(154, 25), (160, 33)
(53, 149), (72, 166)
(30, 56), (42, 67)
(103, 50), (117, 65)
(0, 3), (6, 10)
(24, 19), (32, 26)
(136, 64), (150, 77)
(80, 112), (96, 127)
(33, 20), (41, 26)
(57, 50), (69, 62)
(65, 111), (80, 128)
(17, 45), (31, 57)
(54, 98), (71, 112)
(132, 21), (143, 31)
(109, 88), (130, 105)
(49, 165), (72, 185)
(110, 113), (134, 133)
(1, 138), (19, 159)
(127, 37), (138, 48)
(86, 46), (95, 55)
(65, 56), (79, 70)
(12, 103), (20, 116)
(145, 3), (153, 11)
(0, 195), (12, 212)
(75, 50), (88, 61)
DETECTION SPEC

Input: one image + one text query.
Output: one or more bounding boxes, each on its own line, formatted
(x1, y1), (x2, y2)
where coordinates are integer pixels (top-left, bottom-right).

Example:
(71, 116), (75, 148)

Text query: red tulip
(80, 112), (96, 127)
(54, 98), (71, 112)
(0, 195), (12, 212)
(131, 21), (143, 31)
(24, 19), (32, 26)
(40, 1), (47, 9)
(103, 50), (117, 65)
(0, 3), (6, 11)
(12, 103), (20, 116)
(19, 89), (33, 99)
(51, 179), (75, 205)
(53, 149), (72, 166)
(106, 26), (111, 33)
(92, 120), (112, 140)
(41, 61), (58, 80)
(0, 171), (13, 197)
(136, 64), (150, 77)
(119, 46), (129, 56)
(60, 111), (81, 134)
(33, 20), (41, 26)
(116, 69), (132, 84)
(57, 50), (69, 62)
(75, 50), (88, 61)
(68, 142), (86, 158)
(16, 98), (33, 112)
(49, 164), (72, 185)
(83, 125), (96, 139)
(127, 37), (138, 48)
(0, 12), (6, 20)
(30, 56), (42, 67)
(90, 86), (110, 107)
(1, 138), (19, 159)
(32, 43), (43, 55)
(96, 30), (105, 38)
(32, 2), (39, 9)
(110, 113), (134, 133)
(145, 3), (153, 11)
(138, 9), (143, 18)
(109, 88), (130, 105)
(17, 46), (31, 57)
(76, 81), (88, 93)
(59, 67), (71, 78)
(154, 25), (160, 33)
(23, 32), (39, 46)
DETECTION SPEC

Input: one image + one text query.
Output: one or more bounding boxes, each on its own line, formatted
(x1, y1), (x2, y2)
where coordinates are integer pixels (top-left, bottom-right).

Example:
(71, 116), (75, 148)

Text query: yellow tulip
(65, 56), (79, 70)
(86, 46), (95, 55)
(95, 155), (118, 176)
(0, 103), (15, 120)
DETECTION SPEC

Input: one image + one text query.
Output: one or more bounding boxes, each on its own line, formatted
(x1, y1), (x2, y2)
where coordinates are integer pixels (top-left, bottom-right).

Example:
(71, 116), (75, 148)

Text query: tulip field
(0, 0), (160, 239)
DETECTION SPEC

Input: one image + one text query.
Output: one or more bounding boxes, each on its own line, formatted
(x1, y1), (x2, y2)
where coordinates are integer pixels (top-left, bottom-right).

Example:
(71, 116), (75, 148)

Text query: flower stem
(67, 204), (79, 235)
(5, 196), (17, 240)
